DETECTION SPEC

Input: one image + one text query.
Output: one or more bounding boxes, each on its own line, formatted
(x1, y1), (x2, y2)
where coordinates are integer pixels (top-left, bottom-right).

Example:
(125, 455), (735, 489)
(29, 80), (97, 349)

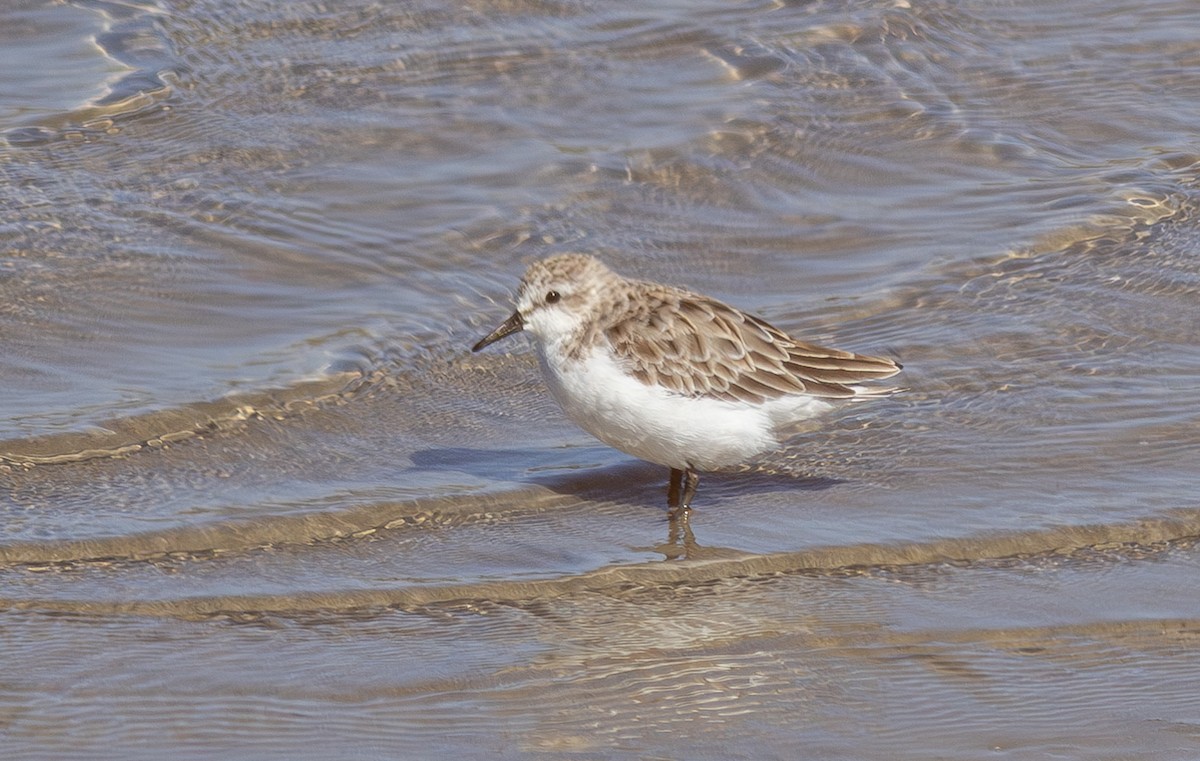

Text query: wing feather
(605, 289), (900, 404)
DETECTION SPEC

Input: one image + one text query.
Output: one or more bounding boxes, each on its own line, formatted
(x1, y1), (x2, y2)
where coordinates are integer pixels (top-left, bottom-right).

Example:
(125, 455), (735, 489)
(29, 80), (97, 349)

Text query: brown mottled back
(604, 285), (901, 404)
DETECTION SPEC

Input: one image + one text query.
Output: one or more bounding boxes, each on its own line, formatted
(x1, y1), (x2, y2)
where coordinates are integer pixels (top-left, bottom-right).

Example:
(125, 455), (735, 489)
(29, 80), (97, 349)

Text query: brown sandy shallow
(4, 0), (1200, 757)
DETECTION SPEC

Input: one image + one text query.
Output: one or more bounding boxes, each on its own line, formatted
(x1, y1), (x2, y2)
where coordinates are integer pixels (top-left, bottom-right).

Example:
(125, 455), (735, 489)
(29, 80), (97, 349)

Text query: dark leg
(681, 469), (700, 510)
(667, 467), (700, 516)
(667, 468), (683, 510)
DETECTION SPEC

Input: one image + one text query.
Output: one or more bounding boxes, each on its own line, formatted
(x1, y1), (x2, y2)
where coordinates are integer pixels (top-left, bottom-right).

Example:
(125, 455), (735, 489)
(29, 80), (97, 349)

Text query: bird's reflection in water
(657, 509), (700, 560)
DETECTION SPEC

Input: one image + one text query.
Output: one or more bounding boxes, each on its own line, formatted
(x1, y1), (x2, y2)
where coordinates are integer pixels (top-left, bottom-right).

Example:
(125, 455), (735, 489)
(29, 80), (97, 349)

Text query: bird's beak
(472, 311), (525, 352)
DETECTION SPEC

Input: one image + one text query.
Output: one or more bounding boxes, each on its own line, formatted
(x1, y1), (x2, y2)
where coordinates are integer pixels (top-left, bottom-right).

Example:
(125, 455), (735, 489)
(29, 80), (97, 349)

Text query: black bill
(471, 311), (525, 352)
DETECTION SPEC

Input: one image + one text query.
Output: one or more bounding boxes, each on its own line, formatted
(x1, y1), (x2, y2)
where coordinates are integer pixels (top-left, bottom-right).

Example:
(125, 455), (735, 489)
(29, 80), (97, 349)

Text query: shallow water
(3, 0), (1200, 758)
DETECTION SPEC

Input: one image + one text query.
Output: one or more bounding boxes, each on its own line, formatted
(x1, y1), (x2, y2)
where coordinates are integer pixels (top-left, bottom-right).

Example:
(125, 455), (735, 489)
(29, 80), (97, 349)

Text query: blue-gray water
(3, 0), (1200, 758)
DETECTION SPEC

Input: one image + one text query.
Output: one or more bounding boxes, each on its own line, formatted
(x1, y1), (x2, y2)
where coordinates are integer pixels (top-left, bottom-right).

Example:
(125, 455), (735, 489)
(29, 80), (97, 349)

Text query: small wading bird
(473, 254), (901, 515)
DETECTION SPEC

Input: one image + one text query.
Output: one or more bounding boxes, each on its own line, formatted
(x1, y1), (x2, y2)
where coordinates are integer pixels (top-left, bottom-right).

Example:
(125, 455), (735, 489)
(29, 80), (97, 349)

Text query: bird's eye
(545, 290), (561, 304)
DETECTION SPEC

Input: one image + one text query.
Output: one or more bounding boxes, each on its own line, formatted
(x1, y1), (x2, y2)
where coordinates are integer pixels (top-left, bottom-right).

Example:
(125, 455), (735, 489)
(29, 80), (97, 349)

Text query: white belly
(536, 347), (832, 472)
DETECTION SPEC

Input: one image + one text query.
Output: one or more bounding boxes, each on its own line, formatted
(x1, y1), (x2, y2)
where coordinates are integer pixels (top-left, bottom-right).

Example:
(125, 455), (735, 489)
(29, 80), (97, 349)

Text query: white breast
(534, 344), (833, 472)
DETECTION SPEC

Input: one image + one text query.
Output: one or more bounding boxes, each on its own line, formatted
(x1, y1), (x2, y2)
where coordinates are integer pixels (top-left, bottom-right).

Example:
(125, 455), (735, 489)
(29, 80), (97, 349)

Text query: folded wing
(605, 291), (900, 404)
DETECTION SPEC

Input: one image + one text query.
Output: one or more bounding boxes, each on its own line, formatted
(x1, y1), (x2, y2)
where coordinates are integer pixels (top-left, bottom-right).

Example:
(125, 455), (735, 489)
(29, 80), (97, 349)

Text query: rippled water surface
(3, 0), (1200, 758)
